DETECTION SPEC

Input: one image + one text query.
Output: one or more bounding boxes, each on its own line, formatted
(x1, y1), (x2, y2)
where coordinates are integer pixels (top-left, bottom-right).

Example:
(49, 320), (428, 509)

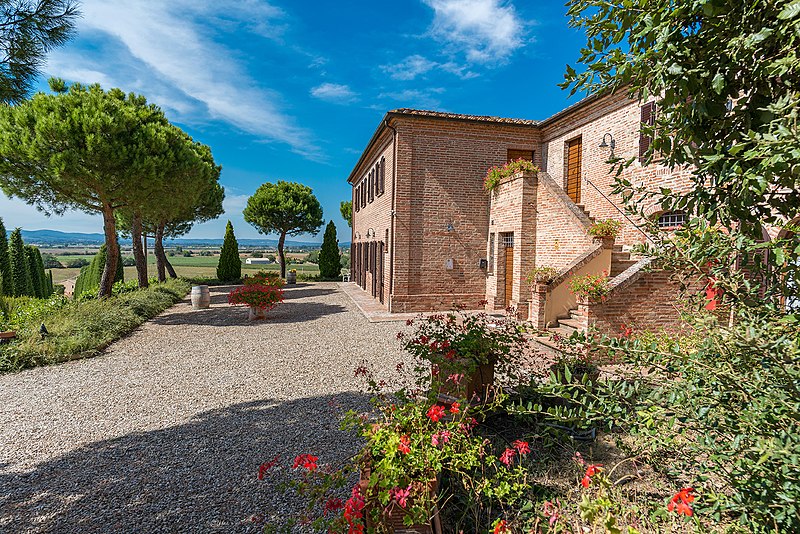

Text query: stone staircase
(532, 244), (637, 354)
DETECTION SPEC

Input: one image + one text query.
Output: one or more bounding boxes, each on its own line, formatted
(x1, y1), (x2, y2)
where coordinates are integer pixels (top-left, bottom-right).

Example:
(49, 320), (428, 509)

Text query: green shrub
(0, 278), (189, 372)
(0, 217), (11, 296)
(216, 220), (241, 281)
(587, 219), (623, 238)
(74, 244), (124, 296)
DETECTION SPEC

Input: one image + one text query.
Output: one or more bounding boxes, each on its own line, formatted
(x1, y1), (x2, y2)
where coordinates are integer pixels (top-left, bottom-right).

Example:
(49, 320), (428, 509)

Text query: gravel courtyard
(0, 283), (408, 533)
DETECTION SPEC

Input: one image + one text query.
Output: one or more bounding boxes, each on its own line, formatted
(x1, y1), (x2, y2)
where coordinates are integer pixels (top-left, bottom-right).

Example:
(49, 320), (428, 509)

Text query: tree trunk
(131, 213), (149, 288)
(278, 232), (287, 278)
(98, 204), (119, 298)
(154, 223), (167, 283)
(165, 256), (177, 278)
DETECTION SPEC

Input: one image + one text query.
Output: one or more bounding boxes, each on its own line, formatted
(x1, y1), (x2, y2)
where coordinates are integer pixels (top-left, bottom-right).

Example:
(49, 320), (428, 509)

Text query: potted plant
(483, 159), (539, 193)
(227, 283), (283, 320)
(526, 265), (559, 285)
(587, 219), (623, 245)
(568, 272), (611, 303)
(287, 268), (297, 285)
(402, 310), (527, 402)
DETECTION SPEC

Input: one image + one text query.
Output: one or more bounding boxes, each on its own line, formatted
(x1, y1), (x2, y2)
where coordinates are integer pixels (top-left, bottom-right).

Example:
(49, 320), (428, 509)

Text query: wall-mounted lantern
(599, 133), (616, 158)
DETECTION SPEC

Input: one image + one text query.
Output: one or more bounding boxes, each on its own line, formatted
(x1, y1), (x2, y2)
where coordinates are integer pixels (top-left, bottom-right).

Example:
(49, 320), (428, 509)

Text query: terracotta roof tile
(389, 108), (538, 126)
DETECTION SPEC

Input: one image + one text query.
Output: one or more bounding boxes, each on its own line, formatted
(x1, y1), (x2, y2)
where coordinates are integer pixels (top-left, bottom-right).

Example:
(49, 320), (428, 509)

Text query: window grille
(657, 211), (686, 229)
(488, 233), (495, 273)
(501, 233), (514, 248)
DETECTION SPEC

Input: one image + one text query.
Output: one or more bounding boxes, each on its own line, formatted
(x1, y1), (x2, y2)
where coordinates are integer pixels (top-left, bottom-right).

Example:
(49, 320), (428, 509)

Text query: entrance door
(378, 242), (384, 304)
(370, 242), (377, 297)
(502, 233), (514, 308)
(566, 137), (582, 203)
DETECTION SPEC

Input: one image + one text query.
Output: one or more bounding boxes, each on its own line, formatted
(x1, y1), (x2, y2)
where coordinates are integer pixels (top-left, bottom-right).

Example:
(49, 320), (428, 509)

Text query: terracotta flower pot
(248, 307), (268, 321)
(359, 466), (442, 534)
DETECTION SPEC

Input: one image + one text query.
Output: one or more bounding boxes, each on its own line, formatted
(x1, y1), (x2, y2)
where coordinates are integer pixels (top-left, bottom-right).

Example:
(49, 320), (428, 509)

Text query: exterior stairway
(532, 245), (637, 354)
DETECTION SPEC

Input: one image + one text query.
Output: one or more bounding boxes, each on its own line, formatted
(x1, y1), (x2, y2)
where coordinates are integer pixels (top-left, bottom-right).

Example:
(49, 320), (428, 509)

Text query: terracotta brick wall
(541, 93), (694, 247)
(388, 117), (540, 312)
(351, 129), (394, 304)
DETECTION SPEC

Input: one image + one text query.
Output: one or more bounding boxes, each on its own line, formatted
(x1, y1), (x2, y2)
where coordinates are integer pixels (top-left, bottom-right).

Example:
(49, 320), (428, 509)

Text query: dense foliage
(216, 221), (241, 282)
(340, 200), (352, 228)
(0, 278), (190, 372)
(227, 284), (283, 311)
(318, 220), (341, 280)
(0, 0), (79, 103)
(243, 181), (324, 278)
(484, 159), (539, 193)
(74, 244), (124, 297)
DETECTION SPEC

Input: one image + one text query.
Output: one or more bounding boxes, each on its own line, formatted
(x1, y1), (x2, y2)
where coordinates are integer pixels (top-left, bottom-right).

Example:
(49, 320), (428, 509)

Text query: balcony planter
(359, 464), (442, 534)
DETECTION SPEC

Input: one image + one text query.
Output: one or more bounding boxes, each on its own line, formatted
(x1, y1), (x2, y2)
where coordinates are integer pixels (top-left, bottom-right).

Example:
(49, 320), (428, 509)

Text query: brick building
(348, 91), (694, 336)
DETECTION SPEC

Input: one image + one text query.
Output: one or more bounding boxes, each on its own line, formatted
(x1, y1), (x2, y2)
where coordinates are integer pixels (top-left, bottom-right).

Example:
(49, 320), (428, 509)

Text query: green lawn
(50, 255), (319, 284)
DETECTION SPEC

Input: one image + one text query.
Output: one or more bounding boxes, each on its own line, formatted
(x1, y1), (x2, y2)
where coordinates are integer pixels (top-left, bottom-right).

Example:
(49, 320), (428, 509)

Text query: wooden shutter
(507, 149), (533, 163)
(566, 137), (582, 203)
(354, 185), (359, 212)
(379, 157), (385, 195)
(639, 102), (656, 162)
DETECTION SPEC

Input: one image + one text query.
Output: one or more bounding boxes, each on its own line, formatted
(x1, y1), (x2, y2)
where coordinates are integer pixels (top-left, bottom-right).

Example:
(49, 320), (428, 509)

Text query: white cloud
(310, 83), (358, 104)
(45, 0), (319, 157)
(422, 0), (526, 63)
(382, 55), (437, 80)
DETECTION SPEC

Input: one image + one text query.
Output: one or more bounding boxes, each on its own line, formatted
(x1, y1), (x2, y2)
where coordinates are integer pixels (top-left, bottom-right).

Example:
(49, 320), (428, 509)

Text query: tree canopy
(0, 0), (79, 103)
(340, 200), (352, 228)
(243, 181), (324, 278)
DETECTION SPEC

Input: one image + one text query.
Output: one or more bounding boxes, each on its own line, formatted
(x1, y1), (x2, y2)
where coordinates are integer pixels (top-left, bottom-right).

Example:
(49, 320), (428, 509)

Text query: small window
(354, 185), (360, 212)
(368, 170), (373, 203)
(657, 211), (686, 229)
(384, 229), (389, 251)
(507, 149), (533, 163)
(361, 179), (366, 208)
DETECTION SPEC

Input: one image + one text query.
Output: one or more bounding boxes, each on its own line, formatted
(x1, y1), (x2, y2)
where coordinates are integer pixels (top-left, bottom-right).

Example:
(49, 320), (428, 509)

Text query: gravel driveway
(0, 283), (408, 533)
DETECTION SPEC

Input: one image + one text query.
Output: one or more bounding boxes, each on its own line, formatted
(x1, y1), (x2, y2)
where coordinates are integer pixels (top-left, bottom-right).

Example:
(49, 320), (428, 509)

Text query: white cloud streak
(310, 83), (358, 103)
(45, 0), (318, 157)
(422, 0), (526, 63)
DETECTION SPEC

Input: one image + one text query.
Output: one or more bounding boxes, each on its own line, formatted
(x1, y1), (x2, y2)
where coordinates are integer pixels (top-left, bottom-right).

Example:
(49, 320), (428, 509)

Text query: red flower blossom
(512, 439), (530, 455)
(292, 454), (318, 471)
(620, 323), (633, 338)
(499, 447), (516, 466)
(354, 365), (368, 378)
(704, 278), (723, 311)
(323, 497), (344, 515)
(427, 405), (446, 422)
(543, 500), (560, 527)
(447, 373), (464, 384)
(257, 455), (280, 479)
(449, 402), (460, 414)
(444, 349), (457, 360)
(390, 485), (412, 508)
(431, 430), (451, 447)
(580, 463), (603, 488)
(493, 519), (511, 534)
(668, 487), (695, 517)
(343, 485), (365, 533)
(405, 318), (414, 326)
(398, 434), (411, 455)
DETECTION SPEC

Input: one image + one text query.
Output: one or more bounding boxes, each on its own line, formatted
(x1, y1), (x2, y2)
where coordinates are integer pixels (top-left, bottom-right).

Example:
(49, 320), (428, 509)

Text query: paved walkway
(0, 283), (410, 533)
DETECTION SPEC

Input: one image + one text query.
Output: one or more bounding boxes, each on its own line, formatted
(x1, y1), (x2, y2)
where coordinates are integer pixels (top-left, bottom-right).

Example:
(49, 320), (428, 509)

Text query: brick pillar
(528, 283), (548, 329)
(575, 297), (592, 331)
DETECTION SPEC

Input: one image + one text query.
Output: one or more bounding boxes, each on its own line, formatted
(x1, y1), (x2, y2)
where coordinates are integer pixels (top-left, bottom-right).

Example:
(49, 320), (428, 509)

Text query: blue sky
(0, 0), (588, 242)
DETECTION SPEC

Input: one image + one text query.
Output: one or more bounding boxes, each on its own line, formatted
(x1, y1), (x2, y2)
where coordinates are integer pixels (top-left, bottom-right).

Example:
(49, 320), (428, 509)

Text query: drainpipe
(385, 118), (398, 306)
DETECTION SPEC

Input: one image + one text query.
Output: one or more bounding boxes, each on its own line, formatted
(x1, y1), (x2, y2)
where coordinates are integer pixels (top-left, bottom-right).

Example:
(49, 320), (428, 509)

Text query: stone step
(569, 309), (581, 321)
(612, 244), (624, 252)
(612, 251), (631, 261)
(611, 259), (638, 276)
(557, 318), (582, 333)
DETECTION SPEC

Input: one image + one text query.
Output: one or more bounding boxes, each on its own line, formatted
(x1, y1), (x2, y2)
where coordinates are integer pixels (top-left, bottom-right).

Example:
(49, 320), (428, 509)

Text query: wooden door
(378, 242), (384, 304)
(566, 137), (582, 203)
(504, 247), (514, 308)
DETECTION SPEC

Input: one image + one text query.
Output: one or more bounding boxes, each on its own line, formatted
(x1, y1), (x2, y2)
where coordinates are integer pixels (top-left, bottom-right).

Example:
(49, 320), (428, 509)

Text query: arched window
(656, 210), (686, 229)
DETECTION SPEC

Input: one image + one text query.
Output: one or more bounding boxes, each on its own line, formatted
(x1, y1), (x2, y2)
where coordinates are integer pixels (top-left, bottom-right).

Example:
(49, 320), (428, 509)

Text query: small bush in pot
(568, 273), (610, 303)
(227, 284), (283, 312)
(587, 219), (623, 239)
(526, 266), (559, 285)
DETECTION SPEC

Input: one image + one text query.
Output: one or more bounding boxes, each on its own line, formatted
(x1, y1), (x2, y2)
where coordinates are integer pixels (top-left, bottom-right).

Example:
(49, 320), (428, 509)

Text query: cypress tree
(34, 248), (49, 297)
(0, 217), (11, 295)
(216, 220), (241, 282)
(48, 270), (54, 295)
(25, 245), (43, 297)
(8, 228), (31, 296)
(318, 220), (341, 280)
(74, 245), (122, 296)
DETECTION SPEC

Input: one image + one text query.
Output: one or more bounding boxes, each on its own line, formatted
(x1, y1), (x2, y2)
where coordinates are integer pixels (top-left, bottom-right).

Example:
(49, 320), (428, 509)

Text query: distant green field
(50, 255), (319, 284)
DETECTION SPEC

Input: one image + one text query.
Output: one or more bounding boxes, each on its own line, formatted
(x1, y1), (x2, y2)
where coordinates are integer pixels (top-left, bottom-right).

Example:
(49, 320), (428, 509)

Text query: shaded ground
(0, 283), (408, 533)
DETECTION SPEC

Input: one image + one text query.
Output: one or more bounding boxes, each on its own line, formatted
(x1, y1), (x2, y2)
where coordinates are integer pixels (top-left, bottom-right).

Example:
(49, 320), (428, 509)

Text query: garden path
(0, 283), (409, 533)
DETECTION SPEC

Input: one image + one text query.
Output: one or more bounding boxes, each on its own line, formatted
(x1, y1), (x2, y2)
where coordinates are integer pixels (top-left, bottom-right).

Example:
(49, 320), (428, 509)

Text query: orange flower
(580, 463), (603, 488)
(668, 487), (695, 517)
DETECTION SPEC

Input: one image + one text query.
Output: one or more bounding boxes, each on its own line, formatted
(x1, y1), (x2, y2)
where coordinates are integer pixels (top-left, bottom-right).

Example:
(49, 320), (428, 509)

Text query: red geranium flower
(499, 447), (516, 466)
(493, 519), (511, 534)
(704, 278), (723, 311)
(620, 323), (633, 338)
(668, 487), (695, 517)
(449, 402), (460, 414)
(292, 453), (318, 471)
(323, 497), (344, 515)
(398, 434), (411, 455)
(512, 439), (530, 455)
(427, 405), (446, 422)
(580, 463), (603, 488)
(257, 455), (280, 479)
